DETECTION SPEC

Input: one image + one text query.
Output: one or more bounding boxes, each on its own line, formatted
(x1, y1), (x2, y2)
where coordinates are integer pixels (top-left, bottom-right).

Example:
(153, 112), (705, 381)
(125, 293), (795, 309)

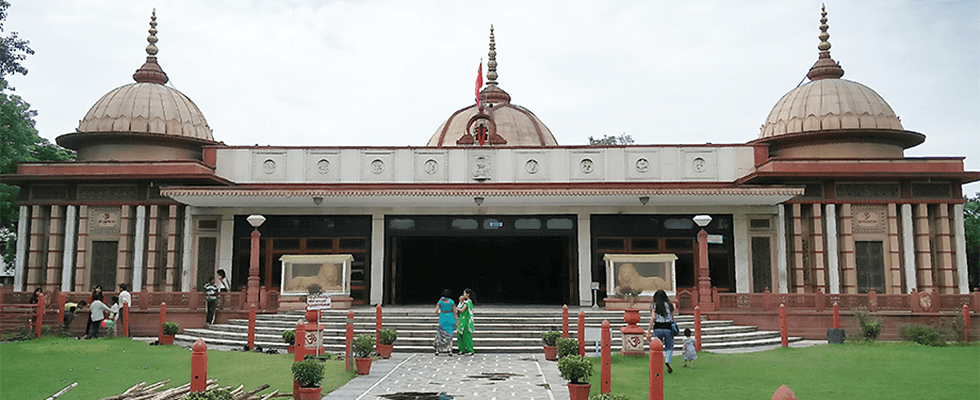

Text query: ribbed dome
(759, 78), (903, 138)
(77, 82), (214, 141)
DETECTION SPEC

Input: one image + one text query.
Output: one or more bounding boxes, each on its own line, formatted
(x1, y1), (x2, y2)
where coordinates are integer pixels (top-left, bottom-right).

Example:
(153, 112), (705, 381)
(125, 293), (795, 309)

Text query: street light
(246, 215), (265, 305)
(693, 215), (714, 311)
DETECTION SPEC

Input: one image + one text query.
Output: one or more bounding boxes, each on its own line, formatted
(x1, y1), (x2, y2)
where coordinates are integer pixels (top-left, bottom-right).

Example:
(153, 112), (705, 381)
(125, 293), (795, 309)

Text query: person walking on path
(433, 289), (457, 356)
(682, 328), (697, 368)
(456, 288), (475, 355)
(204, 277), (219, 324)
(646, 289), (675, 374)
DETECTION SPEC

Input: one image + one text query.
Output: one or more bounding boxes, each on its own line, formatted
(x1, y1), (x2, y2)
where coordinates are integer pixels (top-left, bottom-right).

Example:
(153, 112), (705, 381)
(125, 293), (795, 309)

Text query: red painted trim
(203, 147), (217, 168)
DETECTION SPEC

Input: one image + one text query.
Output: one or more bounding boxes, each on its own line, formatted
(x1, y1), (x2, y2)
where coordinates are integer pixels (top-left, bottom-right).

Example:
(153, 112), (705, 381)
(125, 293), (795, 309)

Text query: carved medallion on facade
(316, 159), (330, 174)
(424, 159), (439, 175)
(580, 158), (594, 174)
(692, 157), (707, 173)
(635, 158), (650, 173)
(371, 159), (385, 174)
(525, 159), (539, 174)
(262, 159), (277, 174)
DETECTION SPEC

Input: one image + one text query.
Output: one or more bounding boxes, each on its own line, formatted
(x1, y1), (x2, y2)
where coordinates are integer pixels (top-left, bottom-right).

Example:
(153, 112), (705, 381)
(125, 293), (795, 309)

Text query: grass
(0, 336), (356, 399)
(587, 342), (980, 400)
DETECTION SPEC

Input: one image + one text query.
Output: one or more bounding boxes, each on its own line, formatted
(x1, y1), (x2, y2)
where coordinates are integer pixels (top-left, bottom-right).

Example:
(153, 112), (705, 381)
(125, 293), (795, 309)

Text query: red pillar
(158, 302), (167, 343)
(294, 320), (305, 400)
(648, 337), (664, 400)
(780, 303), (788, 348)
(963, 305), (971, 342)
(190, 339), (207, 392)
(375, 304), (382, 348)
(577, 311), (585, 356)
(345, 310), (354, 371)
(35, 293), (45, 338)
(562, 305), (569, 338)
(57, 292), (66, 325)
(122, 303), (130, 338)
(247, 303), (257, 350)
(694, 305), (702, 351)
(772, 385), (798, 400)
(247, 228), (261, 306)
(832, 302), (840, 329)
(600, 320), (611, 394)
(697, 228), (714, 312)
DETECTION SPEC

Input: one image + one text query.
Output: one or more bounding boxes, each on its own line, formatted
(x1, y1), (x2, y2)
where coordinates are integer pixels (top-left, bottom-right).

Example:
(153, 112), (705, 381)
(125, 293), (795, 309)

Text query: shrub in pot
(160, 321), (179, 345)
(283, 329), (296, 353)
(558, 355), (594, 400)
(353, 334), (375, 375)
(377, 328), (397, 359)
(556, 337), (578, 358)
(291, 359), (325, 400)
(541, 331), (561, 361)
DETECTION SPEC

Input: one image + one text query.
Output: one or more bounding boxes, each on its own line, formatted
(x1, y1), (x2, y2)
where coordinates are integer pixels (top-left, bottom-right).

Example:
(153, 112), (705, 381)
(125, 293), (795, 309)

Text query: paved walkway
(323, 353), (569, 400)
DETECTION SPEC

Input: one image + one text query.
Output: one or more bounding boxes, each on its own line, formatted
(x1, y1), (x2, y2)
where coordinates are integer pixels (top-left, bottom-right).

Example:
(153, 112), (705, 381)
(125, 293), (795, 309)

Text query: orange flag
(475, 61), (483, 109)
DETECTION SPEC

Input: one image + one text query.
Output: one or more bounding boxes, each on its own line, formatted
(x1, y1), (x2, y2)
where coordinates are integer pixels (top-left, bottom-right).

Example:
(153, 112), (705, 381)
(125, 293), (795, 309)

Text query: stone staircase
(176, 306), (802, 353)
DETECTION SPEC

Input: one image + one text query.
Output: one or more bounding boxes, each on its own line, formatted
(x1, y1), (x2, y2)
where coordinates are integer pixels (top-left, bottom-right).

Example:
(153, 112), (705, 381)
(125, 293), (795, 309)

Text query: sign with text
(307, 294), (332, 310)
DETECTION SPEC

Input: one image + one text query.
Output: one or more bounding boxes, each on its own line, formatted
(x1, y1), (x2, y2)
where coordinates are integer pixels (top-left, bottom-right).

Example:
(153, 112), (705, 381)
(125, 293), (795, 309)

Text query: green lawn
(588, 342), (980, 400)
(0, 336), (355, 399)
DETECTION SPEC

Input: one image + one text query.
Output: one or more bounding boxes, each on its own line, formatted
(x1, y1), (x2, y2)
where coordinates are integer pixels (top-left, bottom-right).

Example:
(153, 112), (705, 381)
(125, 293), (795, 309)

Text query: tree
(0, 1), (75, 270)
(587, 133), (635, 146)
(965, 193), (979, 291)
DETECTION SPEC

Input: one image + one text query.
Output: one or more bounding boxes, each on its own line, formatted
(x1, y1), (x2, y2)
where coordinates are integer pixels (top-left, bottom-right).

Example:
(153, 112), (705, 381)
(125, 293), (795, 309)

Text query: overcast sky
(6, 0), (979, 195)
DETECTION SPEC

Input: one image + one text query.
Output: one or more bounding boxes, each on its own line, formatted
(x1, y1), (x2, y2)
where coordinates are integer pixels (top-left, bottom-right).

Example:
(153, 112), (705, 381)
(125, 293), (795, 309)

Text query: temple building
(5, 8), (977, 307)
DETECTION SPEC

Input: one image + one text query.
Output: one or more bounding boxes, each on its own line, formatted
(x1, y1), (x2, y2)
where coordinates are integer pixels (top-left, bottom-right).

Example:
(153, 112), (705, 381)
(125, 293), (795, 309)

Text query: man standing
(118, 283), (132, 336)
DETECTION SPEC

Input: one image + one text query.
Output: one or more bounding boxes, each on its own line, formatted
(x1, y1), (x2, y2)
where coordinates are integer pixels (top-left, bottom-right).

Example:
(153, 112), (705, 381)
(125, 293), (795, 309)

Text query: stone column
(26, 205), (46, 289)
(61, 205), (77, 292)
(936, 204), (955, 294)
(811, 204), (826, 293)
(733, 214), (750, 293)
(953, 204), (969, 293)
(776, 204), (789, 293)
(181, 208), (193, 292)
(166, 205), (179, 290)
(145, 205), (160, 291)
(14, 205), (29, 291)
(914, 204), (934, 292)
(791, 204), (804, 293)
(825, 204), (840, 294)
(118, 206), (135, 291)
(901, 204), (915, 293)
(886, 204), (902, 294)
(44, 205), (65, 291)
(370, 213), (385, 305)
(74, 206), (89, 292)
(577, 211), (593, 306)
(839, 204), (857, 294)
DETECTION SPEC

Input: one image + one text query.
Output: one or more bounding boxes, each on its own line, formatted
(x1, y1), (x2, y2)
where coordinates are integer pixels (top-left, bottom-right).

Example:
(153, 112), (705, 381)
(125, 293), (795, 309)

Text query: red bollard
(294, 320), (305, 400)
(772, 385), (797, 400)
(158, 302), (167, 343)
(577, 311), (585, 356)
(58, 292), (66, 326)
(963, 305), (971, 342)
(346, 310), (354, 371)
(35, 293), (45, 338)
(562, 305), (569, 338)
(247, 303), (257, 351)
(122, 303), (130, 338)
(694, 305), (702, 352)
(832, 302), (840, 329)
(780, 303), (788, 348)
(648, 337), (664, 400)
(190, 339), (207, 392)
(376, 304), (382, 348)
(601, 320), (611, 394)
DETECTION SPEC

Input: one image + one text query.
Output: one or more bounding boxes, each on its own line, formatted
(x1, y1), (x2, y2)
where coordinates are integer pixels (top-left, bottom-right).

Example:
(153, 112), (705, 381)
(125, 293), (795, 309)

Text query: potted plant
(541, 331), (561, 361)
(377, 328), (397, 359)
(556, 337), (578, 359)
(352, 334), (375, 375)
(291, 359), (325, 400)
(558, 355), (594, 400)
(160, 321), (179, 345)
(283, 329), (296, 354)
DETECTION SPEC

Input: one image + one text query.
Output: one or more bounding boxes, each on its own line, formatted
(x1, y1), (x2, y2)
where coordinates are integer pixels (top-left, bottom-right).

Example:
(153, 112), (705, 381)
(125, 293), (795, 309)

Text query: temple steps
(175, 306), (803, 353)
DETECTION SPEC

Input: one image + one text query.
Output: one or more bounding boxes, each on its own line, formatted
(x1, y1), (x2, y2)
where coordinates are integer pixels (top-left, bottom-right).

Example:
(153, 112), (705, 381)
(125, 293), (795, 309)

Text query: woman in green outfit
(456, 288), (475, 355)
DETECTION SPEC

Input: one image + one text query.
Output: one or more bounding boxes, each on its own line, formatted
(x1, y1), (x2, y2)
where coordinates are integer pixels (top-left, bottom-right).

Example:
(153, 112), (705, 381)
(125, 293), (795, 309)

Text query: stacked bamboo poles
(98, 380), (284, 400)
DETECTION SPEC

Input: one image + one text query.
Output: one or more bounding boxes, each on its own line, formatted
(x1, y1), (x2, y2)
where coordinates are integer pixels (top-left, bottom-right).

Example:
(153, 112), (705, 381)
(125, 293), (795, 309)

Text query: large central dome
(427, 27), (558, 147)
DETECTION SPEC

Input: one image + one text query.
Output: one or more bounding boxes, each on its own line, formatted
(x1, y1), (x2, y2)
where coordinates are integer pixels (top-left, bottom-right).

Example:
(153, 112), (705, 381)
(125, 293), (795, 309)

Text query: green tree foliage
(965, 193), (979, 290)
(1, 1), (75, 270)
(588, 133), (634, 146)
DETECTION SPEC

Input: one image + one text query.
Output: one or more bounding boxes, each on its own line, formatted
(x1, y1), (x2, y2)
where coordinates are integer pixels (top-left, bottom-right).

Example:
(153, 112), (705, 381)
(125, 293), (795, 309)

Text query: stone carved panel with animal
(604, 254), (678, 297)
(279, 254), (354, 296)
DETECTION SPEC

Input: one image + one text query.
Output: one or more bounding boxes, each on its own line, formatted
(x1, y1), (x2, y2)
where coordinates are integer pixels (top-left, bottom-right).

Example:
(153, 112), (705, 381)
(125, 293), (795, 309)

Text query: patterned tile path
(323, 353), (569, 400)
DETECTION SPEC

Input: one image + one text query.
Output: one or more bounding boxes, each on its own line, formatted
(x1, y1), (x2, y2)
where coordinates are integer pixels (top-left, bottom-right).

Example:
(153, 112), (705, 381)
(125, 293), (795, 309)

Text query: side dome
(57, 10), (216, 162)
(427, 27), (558, 148)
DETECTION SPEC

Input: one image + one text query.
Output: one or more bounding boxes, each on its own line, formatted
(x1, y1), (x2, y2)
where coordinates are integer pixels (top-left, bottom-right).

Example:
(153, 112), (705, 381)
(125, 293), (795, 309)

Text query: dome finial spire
(806, 4), (844, 81)
(133, 8), (169, 84)
(486, 25), (498, 85)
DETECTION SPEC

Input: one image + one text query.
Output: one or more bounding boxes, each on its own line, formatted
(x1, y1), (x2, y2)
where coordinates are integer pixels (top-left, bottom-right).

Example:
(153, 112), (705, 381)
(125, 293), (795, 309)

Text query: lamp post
(246, 215), (266, 305)
(693, 215), (714, 312)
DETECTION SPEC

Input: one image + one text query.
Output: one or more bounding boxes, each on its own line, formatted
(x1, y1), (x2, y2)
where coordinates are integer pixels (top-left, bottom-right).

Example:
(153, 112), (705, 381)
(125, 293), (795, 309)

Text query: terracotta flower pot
(287, 345), (295, 354)
(355, 357), (373, 375)
(160, 334), (174, 345)
(543, 345), (558, 361)
(377, 344), (393, 359)
(567, 382), (591, 400)
(297, 386), (322, 400)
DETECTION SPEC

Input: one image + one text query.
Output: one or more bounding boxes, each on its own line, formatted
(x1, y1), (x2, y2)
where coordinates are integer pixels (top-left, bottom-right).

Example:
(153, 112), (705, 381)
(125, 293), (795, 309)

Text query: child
(107, 296), (121, 336)
(204, 277), (218, 324)
(84, 294), (110, 339)
(63, 300), (87, 332)
(682, 328), (697, 368)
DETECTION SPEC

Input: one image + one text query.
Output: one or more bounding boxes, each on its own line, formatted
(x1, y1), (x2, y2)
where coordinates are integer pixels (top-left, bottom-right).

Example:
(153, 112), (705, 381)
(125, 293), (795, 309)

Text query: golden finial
(487, 25), (498, 85)
(806, 4), (844, 81)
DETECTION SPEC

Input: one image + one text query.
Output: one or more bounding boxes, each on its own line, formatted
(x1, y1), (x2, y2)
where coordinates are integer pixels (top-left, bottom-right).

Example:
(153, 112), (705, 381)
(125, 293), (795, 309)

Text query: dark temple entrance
(385, 215), (577, 305)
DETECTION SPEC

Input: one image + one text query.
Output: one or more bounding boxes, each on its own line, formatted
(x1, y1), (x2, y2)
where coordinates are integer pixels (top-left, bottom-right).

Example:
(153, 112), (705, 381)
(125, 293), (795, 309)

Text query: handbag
(670, 321), (680, 336)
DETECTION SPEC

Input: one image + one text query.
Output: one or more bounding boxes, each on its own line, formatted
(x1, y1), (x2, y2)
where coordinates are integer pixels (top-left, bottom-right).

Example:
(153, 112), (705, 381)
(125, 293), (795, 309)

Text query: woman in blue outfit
(645, 289), (675, 374)
(433, 289), (458, 356)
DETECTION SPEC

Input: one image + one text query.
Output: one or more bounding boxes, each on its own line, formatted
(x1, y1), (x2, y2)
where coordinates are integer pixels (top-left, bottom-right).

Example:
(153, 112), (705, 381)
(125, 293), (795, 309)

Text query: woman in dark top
(645, 289), (675, 373)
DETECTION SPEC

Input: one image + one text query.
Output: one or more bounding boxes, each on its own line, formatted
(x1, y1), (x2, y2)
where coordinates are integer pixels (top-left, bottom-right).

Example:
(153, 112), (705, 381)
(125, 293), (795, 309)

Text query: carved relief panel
(305, 151), (341, 182)
(414, 151), (448, 182)
(252, 151), (287, 182)
(89, 206), (122, 235)
(468, 151), (493, 182)
(361, 152), (394, 181)
(851, 205), (887, 236)
(626, 149), (660, 180)
(682, 150), (717, 179)
(570, 151), (602, 180)
(515, 150), (546, 181)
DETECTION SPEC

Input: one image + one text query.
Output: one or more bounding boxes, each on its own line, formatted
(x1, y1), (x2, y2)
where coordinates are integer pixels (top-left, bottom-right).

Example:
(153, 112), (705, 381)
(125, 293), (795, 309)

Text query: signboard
(307, 294), (332, 310)
(707, 234), (724, 244)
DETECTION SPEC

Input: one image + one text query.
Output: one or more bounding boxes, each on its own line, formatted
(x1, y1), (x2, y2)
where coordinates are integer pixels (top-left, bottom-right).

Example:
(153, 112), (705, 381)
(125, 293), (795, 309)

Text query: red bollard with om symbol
(620, 308), (646, 356)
